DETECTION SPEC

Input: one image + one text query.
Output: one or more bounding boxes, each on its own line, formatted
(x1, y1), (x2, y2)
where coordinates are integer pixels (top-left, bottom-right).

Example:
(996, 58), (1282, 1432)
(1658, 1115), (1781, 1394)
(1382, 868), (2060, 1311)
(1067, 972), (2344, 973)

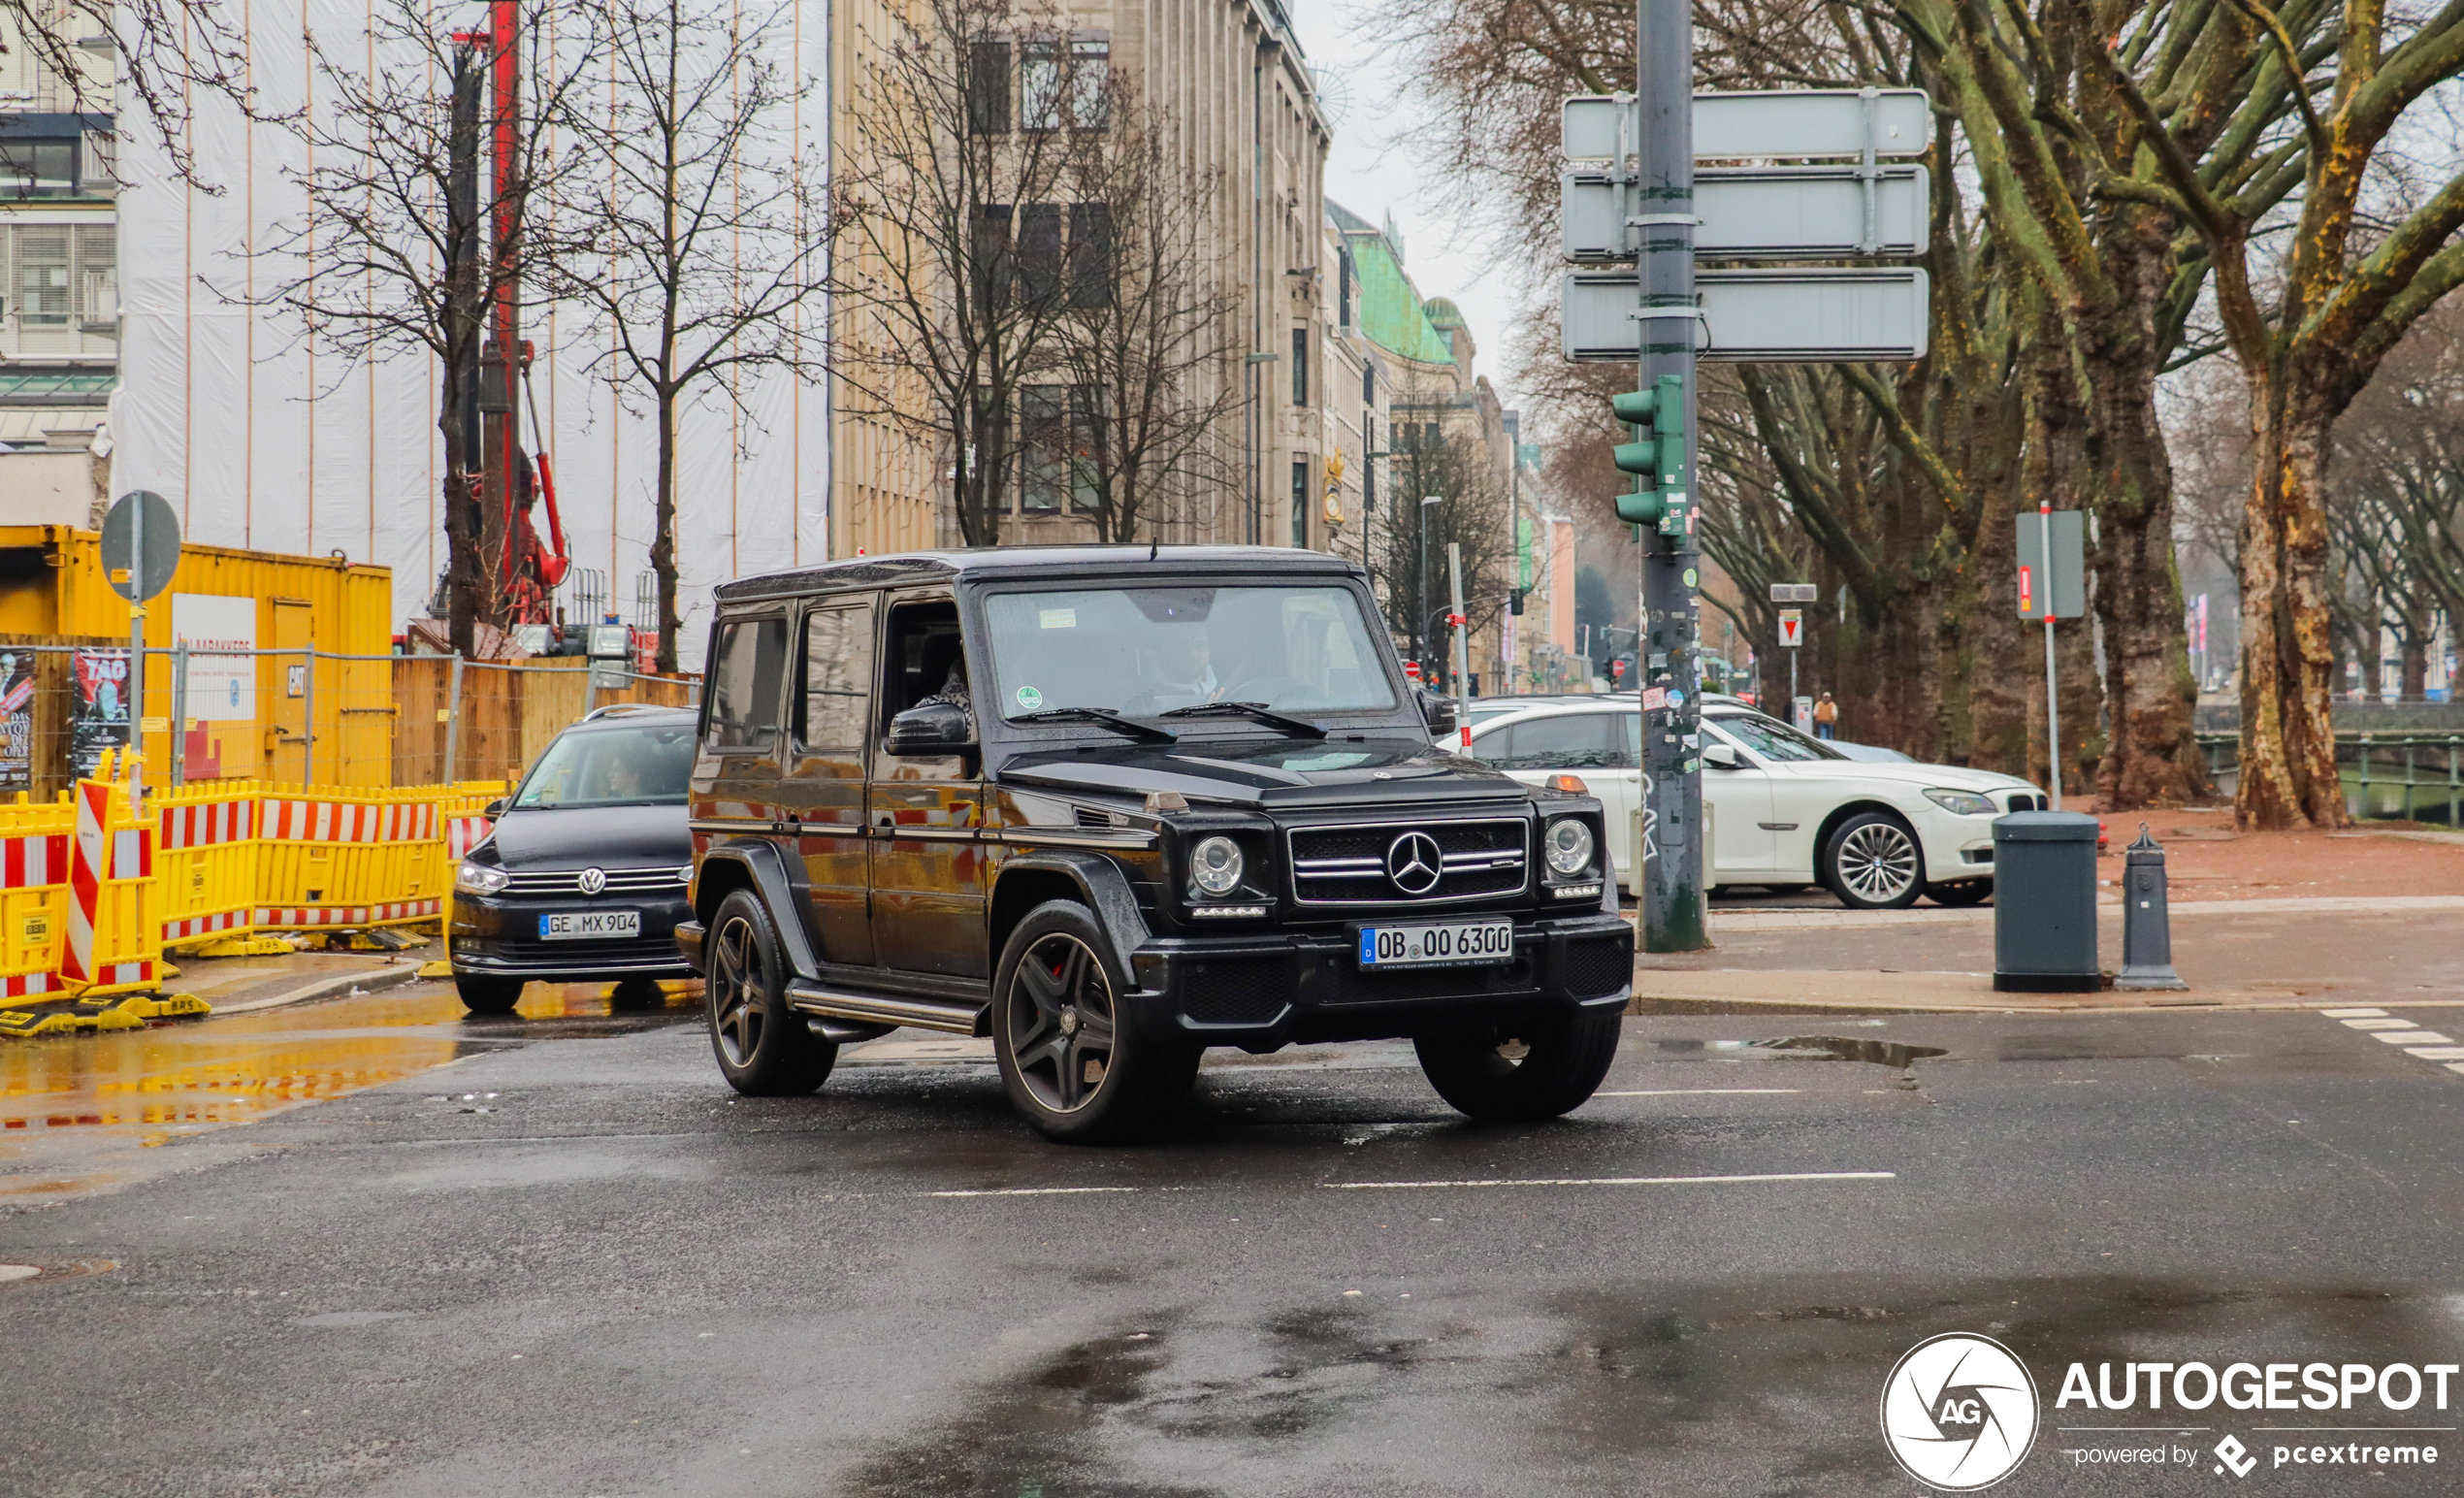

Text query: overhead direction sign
(1562, 267), (1931, 363)
(1564, 165), (1930, 261)
(1560, 88), (1931, 163)
(1768, 582), (1820, 603)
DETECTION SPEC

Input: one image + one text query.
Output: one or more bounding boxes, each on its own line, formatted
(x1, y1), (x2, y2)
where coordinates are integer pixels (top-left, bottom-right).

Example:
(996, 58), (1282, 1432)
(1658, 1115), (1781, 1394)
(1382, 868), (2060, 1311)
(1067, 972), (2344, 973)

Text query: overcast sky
(1286, 4), (1535, 412)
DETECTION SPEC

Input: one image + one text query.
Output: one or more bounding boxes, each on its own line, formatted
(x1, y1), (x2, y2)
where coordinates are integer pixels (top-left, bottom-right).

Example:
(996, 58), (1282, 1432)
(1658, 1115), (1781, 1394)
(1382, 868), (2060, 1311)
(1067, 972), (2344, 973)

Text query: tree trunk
(652, 386), (680, 674)
(2235, 394), (2348, 829)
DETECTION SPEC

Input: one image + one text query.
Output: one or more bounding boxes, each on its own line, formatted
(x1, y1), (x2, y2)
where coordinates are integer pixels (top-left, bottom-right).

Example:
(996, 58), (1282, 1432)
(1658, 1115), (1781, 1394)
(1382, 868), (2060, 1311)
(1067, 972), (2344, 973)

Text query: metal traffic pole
(171, 641), (189, 790)
(127, 496), (146, 810)
(2040, 500), (2061, 811)
(1637, 0), (1705, 950)
(1447, 542), (1473, 749)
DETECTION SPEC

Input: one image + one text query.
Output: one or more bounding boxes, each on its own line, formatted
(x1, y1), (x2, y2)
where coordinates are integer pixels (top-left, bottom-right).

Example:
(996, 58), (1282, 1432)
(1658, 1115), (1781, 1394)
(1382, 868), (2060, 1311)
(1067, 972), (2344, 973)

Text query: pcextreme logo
(1881, 1333), (2042, 1491)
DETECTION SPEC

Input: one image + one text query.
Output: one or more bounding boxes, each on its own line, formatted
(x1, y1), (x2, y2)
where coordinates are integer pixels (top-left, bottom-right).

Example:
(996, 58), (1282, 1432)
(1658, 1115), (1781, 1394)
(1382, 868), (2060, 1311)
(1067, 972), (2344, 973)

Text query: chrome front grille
(1998, 792), (2049, 813)
(501, 867), (691, 896)
(1286, 817), (1528, 905)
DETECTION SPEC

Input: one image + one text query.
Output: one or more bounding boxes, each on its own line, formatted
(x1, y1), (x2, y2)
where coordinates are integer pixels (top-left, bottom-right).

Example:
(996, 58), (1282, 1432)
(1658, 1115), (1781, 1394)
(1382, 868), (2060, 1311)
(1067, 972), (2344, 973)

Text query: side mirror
(886, 700), (976, 757)
(481, 798), (507, 818)
(1418, 687), (1457, 735)
(1702, 743), (1740, 770)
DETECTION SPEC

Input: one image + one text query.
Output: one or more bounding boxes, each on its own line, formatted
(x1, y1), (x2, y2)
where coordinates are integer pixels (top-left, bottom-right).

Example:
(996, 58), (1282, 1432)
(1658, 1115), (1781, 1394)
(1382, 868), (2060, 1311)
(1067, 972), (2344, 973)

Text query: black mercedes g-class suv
(677, 546), (1635, 1141)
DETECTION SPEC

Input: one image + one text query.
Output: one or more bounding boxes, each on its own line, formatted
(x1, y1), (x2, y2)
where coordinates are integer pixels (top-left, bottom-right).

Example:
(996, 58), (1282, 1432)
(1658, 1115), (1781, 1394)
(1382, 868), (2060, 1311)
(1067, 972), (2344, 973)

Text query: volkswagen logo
(577, 867), (606, 896)
(1384, 831), (1443, 896)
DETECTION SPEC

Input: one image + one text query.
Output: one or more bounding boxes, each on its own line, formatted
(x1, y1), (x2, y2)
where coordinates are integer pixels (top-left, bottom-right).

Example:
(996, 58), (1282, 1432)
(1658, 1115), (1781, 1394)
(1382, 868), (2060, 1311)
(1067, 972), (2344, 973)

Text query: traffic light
(1610, 374), (1688, 534)
(1509, 587), (1526, 616)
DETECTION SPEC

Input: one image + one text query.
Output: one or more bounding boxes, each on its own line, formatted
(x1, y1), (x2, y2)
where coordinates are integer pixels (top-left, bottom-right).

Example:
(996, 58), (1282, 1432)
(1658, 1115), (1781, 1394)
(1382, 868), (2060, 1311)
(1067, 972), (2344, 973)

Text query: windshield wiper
(1011, 707), (1179, 743)
(1158, 700), (1327, 739)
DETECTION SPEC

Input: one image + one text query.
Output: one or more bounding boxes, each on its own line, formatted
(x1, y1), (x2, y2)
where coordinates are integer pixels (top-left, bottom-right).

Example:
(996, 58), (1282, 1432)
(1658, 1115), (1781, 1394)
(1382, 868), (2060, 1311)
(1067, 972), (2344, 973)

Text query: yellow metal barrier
(253, 784), (450, 933)
(156, 779), (283, 956)
(0, 793), (72, 1001)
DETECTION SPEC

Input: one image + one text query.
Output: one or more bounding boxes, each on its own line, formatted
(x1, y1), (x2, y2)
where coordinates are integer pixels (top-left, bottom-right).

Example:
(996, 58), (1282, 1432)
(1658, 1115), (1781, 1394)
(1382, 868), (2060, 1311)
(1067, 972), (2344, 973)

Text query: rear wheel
(993, 900), (1197, 1143)
(454, 975), (525, 1015)
(1821, 811), (1925, 910)
(1413, 1009), (1623, 1122)
(706, 888), (835, 1095)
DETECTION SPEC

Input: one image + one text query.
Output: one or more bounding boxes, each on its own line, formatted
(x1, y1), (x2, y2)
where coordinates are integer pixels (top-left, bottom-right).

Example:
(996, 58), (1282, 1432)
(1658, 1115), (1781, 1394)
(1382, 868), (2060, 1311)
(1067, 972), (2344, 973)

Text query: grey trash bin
(1992, 811), (2101, 993)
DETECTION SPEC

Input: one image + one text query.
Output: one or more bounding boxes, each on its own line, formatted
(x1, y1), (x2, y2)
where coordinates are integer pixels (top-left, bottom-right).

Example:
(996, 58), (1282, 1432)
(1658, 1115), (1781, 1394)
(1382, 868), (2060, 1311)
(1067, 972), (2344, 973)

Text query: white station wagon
(1461, 700), (2048, 908)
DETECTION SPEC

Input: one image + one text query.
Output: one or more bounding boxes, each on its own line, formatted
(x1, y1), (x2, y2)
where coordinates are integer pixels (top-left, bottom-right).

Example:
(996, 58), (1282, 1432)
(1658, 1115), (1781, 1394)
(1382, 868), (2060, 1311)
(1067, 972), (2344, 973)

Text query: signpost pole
(127, 497), (145, 810)
(171, 641), (188, 791)
(1447, 542), (1472, 749)
(2040, 501), (2061, 811)
(1637, 0), (1704, 951)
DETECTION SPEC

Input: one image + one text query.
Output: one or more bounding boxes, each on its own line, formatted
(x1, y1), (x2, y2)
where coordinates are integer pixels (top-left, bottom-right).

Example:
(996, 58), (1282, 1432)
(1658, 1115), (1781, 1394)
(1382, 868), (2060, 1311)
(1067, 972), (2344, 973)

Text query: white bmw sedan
(1459, 700), (2048, 908)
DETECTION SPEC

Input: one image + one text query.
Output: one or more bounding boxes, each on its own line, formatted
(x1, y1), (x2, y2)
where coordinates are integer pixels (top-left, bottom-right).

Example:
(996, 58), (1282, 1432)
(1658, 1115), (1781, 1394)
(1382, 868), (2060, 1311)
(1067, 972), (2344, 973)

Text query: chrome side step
(786, 984), (986, 1037)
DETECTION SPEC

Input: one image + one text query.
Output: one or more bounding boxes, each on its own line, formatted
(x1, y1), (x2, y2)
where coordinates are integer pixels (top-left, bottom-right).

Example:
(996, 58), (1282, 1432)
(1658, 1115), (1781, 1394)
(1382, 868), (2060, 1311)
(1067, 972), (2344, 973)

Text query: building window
(1291, 327), (1308, 407)
(1020, 36), (1062, 131)
(1362, 364), (1375, 403)
(1363, 417), (1377, 514)
(1018, 203), (1062, 304)
(966, 38), (1011, 135)
(0, 138), (77, 200)
(1068, 202), (1112, 308)
(1292, 459), (1310, 547)
(1070, 34), (1111, 130)
(1337, 247), (1353, 329)
(13, 228), (70, 323)
(1021, 385), (1070, 512)
(973, 204), (1013, 311)
(1069, 387), (1103, 514)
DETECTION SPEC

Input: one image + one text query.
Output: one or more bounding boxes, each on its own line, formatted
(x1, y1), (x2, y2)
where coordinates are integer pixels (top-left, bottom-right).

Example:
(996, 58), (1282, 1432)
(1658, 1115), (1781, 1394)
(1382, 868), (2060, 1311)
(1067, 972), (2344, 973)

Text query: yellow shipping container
(0, 526), (394, 789)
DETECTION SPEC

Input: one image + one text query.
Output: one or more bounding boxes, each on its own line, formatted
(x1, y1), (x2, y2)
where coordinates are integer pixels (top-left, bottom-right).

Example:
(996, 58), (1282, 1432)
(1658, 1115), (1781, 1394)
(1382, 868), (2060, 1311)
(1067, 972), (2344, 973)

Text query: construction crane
(447, 0), (569, 631)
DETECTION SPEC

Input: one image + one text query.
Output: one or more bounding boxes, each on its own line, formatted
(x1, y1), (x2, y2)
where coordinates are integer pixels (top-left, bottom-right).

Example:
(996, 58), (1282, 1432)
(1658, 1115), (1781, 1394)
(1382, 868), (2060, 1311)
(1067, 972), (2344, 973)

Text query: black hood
(480, 802), (693, 867)
(997, 735), (1528, 810)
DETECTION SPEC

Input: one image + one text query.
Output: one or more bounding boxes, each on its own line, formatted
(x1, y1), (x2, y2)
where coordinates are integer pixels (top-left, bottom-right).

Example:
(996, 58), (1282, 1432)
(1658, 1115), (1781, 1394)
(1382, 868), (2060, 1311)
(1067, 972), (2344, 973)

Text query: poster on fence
(71, 648), (131, 781)
(0, 650), (34, 792)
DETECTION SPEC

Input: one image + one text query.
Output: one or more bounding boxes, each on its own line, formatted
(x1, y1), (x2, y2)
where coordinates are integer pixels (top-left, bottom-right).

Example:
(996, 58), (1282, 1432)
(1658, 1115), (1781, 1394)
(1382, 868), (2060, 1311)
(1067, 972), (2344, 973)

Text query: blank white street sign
(1562, 267), (1931, 362)
(1562, 89), (1932, 163)
(1564, 165), (1930, 261)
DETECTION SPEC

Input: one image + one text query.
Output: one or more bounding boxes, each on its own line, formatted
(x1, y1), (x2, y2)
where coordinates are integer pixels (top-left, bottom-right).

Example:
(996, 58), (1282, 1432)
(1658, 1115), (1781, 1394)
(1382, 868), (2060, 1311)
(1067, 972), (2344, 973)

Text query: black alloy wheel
(454, 975), (526, 1015)
(1412, 1008), (1623, 1122)
(993, 900), (1197, 1143)
(705, 888), (835, 1095)
(1821, 810), (1925, 910)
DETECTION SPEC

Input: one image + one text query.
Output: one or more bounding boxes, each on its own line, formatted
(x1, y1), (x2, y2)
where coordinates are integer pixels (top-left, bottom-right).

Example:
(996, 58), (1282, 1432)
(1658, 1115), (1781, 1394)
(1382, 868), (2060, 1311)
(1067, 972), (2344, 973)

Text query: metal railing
(2196, 732), (2464, 827)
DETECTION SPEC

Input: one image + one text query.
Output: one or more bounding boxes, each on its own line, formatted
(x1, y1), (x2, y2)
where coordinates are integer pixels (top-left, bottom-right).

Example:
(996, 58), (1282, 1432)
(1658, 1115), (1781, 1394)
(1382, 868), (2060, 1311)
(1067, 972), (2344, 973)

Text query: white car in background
(1460, 700), (2047, 908)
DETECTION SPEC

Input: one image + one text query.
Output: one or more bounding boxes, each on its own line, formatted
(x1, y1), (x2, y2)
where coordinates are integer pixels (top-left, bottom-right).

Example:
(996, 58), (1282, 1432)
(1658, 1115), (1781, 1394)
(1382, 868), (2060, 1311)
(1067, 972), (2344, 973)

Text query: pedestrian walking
(1812, 692), (1838, 741)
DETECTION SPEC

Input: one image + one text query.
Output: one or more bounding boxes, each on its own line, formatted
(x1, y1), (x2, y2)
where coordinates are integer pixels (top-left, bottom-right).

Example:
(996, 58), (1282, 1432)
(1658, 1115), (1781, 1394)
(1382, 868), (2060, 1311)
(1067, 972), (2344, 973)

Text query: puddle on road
(0, 978), (699, 1204)
(1751, 1035), (1949, 1068)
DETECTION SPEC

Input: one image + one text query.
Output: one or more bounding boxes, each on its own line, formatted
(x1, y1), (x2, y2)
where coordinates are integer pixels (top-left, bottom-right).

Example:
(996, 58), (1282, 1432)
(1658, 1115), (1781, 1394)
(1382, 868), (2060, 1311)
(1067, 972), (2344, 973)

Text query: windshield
(512, 723), (696, 809)
(1709, 710), (1844, 764)
(982, 584), (1398, 720)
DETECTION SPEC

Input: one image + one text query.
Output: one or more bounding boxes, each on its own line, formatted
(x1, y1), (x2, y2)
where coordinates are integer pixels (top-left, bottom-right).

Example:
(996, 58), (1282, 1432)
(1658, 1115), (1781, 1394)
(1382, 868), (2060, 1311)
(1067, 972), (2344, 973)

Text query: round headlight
(1544, 818), (1595, 876)
(1189, 835), (1245, 896)
(456, 861), (509, 896)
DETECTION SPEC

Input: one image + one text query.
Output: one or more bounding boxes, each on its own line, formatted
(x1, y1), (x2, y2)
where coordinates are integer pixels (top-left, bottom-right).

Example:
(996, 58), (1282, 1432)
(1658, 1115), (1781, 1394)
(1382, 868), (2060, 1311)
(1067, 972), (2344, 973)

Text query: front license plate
(1359, 919), (1515, 969)
(538, 910), (640, 940)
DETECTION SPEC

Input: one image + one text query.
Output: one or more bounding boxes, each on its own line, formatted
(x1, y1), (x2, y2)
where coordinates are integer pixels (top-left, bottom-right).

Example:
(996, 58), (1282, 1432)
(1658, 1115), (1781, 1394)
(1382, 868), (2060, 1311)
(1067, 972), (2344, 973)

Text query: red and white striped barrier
(61, 779), (107, 987)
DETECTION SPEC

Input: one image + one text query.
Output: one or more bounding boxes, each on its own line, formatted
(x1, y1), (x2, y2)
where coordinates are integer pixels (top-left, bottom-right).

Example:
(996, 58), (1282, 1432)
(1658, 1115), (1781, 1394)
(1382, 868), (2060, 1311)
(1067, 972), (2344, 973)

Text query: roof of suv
(715, 544), (1366, 602)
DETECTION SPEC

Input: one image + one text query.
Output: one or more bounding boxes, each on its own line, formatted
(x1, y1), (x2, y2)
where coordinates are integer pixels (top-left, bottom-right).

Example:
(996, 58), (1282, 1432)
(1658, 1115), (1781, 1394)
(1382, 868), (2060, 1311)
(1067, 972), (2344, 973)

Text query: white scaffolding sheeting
(112, 0), (832, 660)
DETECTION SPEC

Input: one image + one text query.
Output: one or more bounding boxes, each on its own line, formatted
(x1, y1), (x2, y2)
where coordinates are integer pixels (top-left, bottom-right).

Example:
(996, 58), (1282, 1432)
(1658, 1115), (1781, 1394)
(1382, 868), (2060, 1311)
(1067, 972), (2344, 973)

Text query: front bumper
(448, 892), (697, 982)
(1121, 910), (1635, 1048)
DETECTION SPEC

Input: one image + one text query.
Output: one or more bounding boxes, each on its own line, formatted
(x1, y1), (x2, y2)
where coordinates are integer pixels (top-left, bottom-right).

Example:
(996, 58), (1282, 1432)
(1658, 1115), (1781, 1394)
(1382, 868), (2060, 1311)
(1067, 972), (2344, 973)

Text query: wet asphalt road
(5, 990), (2464, 1497)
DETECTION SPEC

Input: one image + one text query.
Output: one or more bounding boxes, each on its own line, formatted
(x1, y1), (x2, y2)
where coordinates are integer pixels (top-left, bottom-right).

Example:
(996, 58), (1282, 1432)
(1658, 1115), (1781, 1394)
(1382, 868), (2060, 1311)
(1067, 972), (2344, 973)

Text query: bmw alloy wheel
(1833, 819), (1920, 905)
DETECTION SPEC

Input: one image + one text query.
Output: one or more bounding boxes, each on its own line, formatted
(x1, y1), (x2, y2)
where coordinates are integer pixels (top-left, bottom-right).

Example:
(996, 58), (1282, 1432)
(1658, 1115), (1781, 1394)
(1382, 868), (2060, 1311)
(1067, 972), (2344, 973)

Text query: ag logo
(1880, 1333), (2039, 1490)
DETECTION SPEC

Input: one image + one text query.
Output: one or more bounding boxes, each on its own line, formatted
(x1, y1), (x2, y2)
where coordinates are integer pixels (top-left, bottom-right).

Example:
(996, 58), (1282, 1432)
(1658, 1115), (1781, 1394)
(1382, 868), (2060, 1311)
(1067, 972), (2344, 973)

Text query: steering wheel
(1220, 675), (1311, 704)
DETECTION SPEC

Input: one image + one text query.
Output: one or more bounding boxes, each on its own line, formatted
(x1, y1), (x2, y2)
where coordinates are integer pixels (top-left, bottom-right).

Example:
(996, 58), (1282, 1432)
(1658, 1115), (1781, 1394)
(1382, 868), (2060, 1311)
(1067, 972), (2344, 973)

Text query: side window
(704, 615), (787, 750)
(1621, 711), (1641, 767)
(1497, 713), (1615, 769)
(1467, 723), (1515, 765)
(799, 601), (875, 758)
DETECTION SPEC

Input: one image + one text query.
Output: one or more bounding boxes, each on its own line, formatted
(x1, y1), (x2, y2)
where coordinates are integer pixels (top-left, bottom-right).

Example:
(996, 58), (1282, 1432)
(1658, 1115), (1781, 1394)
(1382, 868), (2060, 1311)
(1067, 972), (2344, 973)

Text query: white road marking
(2321, 1007), (2388, 1019)
(927, 1187), (1142, 1198)
(2344, 1018), (2417, 1029)
(2406, 1047), (2464, 1061)
(1323, 1170), (1894, 1190)
(2374, 1030), (2454, 1045)
(2317, 1006), (2464, 1081)
(1594, 1088), (1803, 1097)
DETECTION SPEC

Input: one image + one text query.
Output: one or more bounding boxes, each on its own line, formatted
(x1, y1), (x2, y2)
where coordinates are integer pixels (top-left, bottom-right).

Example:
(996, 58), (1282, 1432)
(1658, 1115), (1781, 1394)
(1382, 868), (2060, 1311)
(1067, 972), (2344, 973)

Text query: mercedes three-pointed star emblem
(1385, 831), (1443, 896)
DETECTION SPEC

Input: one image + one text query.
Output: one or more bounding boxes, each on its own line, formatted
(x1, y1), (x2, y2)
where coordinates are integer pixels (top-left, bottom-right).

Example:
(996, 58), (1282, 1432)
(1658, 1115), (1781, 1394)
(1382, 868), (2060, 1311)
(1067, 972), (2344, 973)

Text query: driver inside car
(1142, 623), (1221, 709)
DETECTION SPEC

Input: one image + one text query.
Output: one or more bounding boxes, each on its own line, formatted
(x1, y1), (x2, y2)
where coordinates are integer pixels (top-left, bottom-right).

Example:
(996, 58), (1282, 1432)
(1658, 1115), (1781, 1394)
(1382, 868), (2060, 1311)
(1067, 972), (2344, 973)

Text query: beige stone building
(827, 0), (1332, 558)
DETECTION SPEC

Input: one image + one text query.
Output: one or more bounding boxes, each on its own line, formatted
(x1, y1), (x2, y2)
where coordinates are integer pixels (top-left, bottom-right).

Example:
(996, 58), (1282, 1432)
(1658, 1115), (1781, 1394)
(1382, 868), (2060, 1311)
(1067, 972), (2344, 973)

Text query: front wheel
(1821, 811), (1925, 910)
(706, 888), (835, 1096)
(1925, 878), (1994, 907)
(454, 975), (526, 1015)
(1413, 1009), (1623, 1122)
(993, 900), (1197, 1143)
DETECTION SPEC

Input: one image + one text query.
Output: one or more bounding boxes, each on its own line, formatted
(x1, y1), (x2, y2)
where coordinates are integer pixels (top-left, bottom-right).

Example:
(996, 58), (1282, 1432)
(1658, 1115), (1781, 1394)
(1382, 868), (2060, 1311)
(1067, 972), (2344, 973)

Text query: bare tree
(1364, 386), (1516, 689)
(246, 0), (604, 655)
(829, 0), (1094, 546)
(1043, 89), (1243, 543)
(540, 0), (827, 671)
(2, 0), (254, 184)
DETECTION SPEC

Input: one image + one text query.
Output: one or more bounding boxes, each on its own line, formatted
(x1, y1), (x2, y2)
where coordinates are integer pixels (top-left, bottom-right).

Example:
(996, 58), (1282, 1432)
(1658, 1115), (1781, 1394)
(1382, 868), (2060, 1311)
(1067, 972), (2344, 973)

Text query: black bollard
(2114, 823), (2187, 992)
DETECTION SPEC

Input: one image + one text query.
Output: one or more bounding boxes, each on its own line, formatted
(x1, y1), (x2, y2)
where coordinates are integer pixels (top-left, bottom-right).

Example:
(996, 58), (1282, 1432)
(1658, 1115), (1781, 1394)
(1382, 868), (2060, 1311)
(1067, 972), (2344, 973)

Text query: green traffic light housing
(1611, 374), (1686, 526)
